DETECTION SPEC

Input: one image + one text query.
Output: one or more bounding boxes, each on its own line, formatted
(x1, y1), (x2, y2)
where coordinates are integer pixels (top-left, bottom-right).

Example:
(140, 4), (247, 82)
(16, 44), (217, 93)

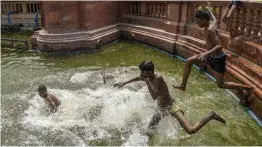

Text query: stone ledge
(33, 24), (262, 122)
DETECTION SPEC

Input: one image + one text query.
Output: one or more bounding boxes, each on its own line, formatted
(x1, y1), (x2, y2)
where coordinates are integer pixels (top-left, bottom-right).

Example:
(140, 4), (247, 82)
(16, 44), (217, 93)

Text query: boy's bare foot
(210, 111), (226, 124)
(246, 86), (254, 102)
(172, 85), (186, 91)
(239, 86), (254, 106)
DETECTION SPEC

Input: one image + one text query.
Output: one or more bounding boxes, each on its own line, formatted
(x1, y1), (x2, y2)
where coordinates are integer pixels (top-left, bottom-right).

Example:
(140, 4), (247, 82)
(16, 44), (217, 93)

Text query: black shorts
(207, 53), (226, 74)
(229, 0), (242, 9)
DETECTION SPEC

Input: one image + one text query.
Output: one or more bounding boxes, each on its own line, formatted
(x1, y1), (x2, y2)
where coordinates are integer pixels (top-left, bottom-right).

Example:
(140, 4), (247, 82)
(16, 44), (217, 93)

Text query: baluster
(34, 3), (37, 12)
(15, 4), (17, 12)
(28, 3), (31, 13)
(193, 5), (198, 21)
(152, 3), (156, 17)
(232, 8), (240, 37)
(245, 9), (254, 37)
(12, 4), (14, 12)
(156, 3), (160, 17)
(239, 8), (246, 34)
(31, 3), (34, 13)
(4, 4), (6, 14)
(135, 2), (138, 15)
(133, 2), (137, 15)
(160, 4), (164, 18)
(163, 3), (167, 18)
(189, 5), (194, 23)
(149, 3), (152, 16)
(252, 9), (262, 39)
(27, 4), (30, 13)
(145, 3), (148, 16)
(17, 4), (19, 13)
(19, 4), (21, 13)
(3, 4), (6, 13)
(8, 4), (11, 12)
(130, 3), (133, 15)
(138, 2), (141, 15)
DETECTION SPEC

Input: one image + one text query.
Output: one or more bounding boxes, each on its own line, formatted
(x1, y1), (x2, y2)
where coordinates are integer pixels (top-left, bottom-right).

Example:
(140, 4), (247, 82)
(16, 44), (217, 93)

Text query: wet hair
(195, 10), (210, 21)
(38, 84), (47, 92)
(139, 60), (154, 72)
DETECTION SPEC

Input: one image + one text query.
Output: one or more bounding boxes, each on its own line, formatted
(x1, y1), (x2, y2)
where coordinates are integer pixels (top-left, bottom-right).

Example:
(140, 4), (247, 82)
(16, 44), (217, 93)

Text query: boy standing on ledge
(173, 5), (254, 106)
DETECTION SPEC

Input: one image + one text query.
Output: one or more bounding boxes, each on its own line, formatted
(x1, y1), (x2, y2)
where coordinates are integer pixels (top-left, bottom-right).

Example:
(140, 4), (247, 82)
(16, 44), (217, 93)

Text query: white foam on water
(122, 129), (149, 146)
(21, 67), (183, 145)
(70, 71), (93, 84)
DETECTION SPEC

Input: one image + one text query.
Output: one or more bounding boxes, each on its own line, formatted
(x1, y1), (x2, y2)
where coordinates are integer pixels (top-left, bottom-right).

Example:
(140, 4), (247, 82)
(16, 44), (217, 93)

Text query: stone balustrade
(187, 1), (262, 43)
(1, 1), (40, 14)
(129, 2), (167, 19)
(1, 1), (41, 27)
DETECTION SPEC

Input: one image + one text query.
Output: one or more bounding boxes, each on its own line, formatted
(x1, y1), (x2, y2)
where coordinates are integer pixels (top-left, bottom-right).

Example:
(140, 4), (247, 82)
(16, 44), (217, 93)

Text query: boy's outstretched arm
(205, 1), (217, 24)
(114, 77), (142, 88)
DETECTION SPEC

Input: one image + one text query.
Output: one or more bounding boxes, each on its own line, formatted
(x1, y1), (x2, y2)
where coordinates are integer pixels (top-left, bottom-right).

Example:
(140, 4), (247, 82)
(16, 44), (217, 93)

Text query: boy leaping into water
(38, 85), (61, 113)
(114, 61), (226, 135)
(173, 4), (254, 105)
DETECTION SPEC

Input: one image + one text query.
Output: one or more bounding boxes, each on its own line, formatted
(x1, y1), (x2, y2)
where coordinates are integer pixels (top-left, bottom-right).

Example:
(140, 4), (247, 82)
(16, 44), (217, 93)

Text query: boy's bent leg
(145, 112), (162, 136)
(171, 111), (226, 134)
(173, 55), (200, 91)
(148, 112), (162, 130)
(214, 72), (254, 104)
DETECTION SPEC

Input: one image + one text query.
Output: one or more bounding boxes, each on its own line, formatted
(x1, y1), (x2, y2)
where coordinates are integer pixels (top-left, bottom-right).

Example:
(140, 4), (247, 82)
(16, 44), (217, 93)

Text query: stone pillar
(43, 1), (80, 34)
(167, 2), (180, 22)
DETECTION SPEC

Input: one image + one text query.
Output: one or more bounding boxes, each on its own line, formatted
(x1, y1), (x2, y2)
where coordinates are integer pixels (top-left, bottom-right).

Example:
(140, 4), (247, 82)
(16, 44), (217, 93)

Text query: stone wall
(41, 1), (121, 34)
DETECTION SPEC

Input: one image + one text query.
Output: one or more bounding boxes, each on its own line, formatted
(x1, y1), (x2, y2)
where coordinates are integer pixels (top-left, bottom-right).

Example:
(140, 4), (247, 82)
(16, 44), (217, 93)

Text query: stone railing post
(133, 2), (137, 15)
(141, 2), (146, 16)
(22, 3), (27, 13)
(149, 3), (153, 16)
(239, 8), (247, 35)
(129, 3), (133, 15)
(245, 9), (254, 37)
(152, 3), (156, 17)
(232, 8), (240, 37)
(252, 9), (262, 39)
(138, 2), (141, 15)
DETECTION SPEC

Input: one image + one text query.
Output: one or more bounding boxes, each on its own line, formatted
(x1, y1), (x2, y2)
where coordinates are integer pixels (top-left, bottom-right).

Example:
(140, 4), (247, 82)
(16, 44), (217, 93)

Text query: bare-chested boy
(114, 61), (226, 135)
(173, 5), (254, 105)
(38, 85), (61, 113)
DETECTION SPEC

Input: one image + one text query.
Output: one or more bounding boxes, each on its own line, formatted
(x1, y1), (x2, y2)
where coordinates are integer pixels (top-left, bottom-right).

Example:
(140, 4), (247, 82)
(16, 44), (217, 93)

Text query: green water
(1, 40), (262, 146)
